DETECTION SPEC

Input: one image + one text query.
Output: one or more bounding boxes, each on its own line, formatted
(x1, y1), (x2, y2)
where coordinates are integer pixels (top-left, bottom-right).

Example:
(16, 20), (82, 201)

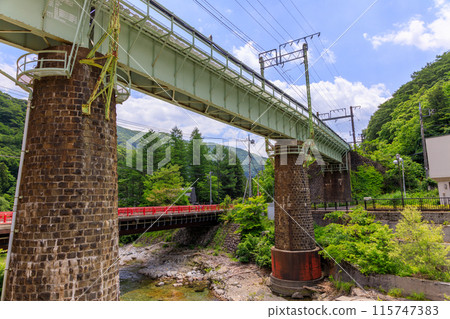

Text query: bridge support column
(4, 45), (119, 300)
(270, 140), (322, 296)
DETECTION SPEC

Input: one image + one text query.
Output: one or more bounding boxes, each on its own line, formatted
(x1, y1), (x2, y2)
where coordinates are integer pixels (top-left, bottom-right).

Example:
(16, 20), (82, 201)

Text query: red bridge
(0, 205), (226, 250)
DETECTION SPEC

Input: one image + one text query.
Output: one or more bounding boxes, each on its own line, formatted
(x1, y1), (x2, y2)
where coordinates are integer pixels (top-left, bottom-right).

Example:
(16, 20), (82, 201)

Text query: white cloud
(232, 42), (260, 71)
(273, 77), (391, 141)
(365, 0), (450, 51)
(0, 60), (29, 99)
(321, 49), (336, 64)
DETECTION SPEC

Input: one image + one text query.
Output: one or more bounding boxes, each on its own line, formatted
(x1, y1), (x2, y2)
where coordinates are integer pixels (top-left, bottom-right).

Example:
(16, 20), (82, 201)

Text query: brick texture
(4, 46), (119, 301)
(274, 143), (316, 251)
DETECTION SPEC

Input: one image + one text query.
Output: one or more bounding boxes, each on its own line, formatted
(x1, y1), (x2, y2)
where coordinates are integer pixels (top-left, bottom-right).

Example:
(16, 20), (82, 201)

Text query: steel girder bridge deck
(0, 0), (350, 164)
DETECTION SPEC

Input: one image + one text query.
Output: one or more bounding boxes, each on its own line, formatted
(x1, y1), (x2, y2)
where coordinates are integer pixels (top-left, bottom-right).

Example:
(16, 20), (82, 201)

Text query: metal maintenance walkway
(0, 0), (350, 164)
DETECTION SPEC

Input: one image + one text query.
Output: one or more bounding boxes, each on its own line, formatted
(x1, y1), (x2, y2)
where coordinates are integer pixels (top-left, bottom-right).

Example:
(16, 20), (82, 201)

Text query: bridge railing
(311, 197), (450, 212)
(0, 205), (224, 224)
(118, 204), (223, 217)
(0, 211), (13, 224)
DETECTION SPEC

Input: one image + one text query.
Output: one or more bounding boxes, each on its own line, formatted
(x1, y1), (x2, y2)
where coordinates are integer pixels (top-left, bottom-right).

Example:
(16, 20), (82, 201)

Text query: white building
(426, 134), (450, 205)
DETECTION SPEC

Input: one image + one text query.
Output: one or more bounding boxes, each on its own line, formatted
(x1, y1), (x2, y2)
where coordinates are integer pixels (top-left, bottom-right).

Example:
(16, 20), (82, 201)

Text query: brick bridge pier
(270, 140), (322, 295)
(3, 45), (119, 300)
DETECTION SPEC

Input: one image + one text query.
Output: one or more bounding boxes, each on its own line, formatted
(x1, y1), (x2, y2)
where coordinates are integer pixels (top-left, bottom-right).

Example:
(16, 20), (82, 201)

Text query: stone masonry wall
(4, 46), (119, 300)
(274, 144), (316, 251)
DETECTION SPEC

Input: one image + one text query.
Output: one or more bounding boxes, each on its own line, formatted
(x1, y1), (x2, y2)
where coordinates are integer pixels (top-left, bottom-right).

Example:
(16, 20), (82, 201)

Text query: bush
(316, 206), (450, 282)
(390, 207), (450, 281)
(388, 288), (404, 298)
(226, 196), (268, 236)
(329, 275), (354, 295)
(316, 207), (398, 275)
(351, 164), (383, 199)
(0, 249), (6, 297)
(235, 229), (274, 268)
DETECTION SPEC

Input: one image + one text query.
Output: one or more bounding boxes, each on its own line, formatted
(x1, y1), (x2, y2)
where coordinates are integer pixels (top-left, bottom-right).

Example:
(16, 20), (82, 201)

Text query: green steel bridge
(0, 0), (350, 164)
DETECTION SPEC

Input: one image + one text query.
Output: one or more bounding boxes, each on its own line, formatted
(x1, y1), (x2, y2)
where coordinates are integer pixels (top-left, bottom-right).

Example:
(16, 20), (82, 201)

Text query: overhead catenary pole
(302, 43), (314, 140)
(248, 134), (253, 198)
(419, 102), (429, 178)
(350, 106), (357, 149)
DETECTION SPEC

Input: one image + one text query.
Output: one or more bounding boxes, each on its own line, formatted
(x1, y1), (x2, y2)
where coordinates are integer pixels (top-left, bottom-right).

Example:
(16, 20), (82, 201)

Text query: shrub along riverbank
(315, 207), (450, 282)
(217, 198), (450, 283)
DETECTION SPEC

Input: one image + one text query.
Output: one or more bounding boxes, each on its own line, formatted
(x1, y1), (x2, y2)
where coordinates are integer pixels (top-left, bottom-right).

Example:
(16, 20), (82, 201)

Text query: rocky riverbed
(118, 241), (404, 301)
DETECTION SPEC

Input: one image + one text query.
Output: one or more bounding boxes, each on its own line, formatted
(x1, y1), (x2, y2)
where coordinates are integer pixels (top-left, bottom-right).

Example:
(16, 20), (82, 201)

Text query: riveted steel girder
(0, 0), (350, 163)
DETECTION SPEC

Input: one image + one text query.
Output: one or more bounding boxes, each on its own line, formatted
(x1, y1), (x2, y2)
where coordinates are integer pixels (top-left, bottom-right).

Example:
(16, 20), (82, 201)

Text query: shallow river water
(119, 266), (217, 301)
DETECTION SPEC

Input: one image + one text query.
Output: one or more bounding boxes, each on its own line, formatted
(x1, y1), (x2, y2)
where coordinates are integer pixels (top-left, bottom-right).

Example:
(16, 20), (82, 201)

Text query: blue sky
(1, 0), (449, 158)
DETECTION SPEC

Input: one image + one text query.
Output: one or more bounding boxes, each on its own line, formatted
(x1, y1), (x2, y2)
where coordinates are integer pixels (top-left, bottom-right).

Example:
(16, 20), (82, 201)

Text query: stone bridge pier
(270, 140), (322, 296)
(3, 45), (119, 300)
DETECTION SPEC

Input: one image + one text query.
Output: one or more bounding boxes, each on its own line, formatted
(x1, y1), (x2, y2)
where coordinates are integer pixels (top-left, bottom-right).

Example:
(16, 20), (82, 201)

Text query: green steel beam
(0, 0), (350, 163)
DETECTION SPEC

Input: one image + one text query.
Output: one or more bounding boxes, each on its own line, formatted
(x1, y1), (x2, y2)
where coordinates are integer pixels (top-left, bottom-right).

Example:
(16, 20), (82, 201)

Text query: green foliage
(316, 207), (450, 282)
(388, 288), (404, 298)
(365, 52), (450, 142)
(227, 196), (268, 236)
(329, 275), (354, 295)
(407, 292), (427, 301)
(235, 229), (274, 268)
(143, 164), (189, 206)
(362, 53), (450, 194)
(223, 196), (274, 268)
(119, 234), (141, 245)
(350, 164), (383, 199)
(0, 196), (10, 211)
(254, 158), (274, 203)
(389, 207), (450, 281)
(235, 234), (258, 263)
(0, 249), (7, 297)
(316, 207), (398, 275)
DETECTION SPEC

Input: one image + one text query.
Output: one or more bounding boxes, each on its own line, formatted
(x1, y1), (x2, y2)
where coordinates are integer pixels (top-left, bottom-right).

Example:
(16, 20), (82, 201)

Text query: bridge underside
(0, 0), (350, 164)
(0, 212), (222, 250)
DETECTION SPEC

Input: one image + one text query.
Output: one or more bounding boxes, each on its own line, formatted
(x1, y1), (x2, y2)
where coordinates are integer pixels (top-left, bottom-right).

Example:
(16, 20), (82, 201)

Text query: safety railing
(16, 50), (70, 86)
(311, 197), (450, 212)
(118, 204), (223, 217)
(0, 205), (225, 224)
(0, 212), (13, 224)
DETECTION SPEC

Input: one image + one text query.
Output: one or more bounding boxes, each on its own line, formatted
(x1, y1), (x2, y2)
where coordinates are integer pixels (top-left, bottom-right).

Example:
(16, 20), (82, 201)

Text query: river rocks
(156, 282), (165, 287)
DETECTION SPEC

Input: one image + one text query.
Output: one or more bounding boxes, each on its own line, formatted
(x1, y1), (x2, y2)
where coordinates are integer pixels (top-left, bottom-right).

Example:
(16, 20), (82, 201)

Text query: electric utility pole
(419, 102), (429, 178)
(259, 32), (321, 141)
(318, 106), (361, 148)
(209, 171), (212, 204)
(247, 134), (255, 198)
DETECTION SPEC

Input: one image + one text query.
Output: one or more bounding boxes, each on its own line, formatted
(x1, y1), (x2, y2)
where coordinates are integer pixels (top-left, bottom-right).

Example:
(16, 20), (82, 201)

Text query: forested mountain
(117, 125), (265, 178)
(361, 51), (450, 192)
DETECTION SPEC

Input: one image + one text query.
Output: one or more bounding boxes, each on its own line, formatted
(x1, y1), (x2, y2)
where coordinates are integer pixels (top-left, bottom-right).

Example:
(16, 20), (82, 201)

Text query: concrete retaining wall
(326, 260), (450, 301)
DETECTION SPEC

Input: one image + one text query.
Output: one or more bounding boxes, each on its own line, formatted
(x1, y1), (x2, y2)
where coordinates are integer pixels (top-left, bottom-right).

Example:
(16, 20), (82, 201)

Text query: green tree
(143, 164), (189, 206)
(0, 162), (14, 194)
(197, 173), (220, 204)
(187, 128), (211, 202)
(0, 196), (10, 211)
(390, 207), (450, 281)
(254, 158), (274, 203)
(169, 126), (188, 181)
(350, 164), (383, 199)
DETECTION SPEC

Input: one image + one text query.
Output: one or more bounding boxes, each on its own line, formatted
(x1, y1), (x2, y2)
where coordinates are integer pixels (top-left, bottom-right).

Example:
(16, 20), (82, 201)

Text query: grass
(388, 288), (403, 298)
(329, 275), (354, 295)
(407, 292), (427, 301)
